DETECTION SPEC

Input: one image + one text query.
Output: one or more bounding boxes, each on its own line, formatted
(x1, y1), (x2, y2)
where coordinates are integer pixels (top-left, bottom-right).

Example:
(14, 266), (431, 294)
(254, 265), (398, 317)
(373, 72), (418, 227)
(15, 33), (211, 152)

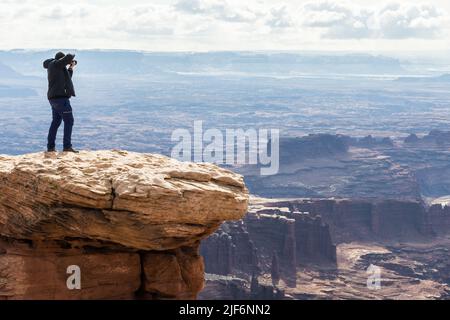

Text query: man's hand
(68, 60), (76, 71)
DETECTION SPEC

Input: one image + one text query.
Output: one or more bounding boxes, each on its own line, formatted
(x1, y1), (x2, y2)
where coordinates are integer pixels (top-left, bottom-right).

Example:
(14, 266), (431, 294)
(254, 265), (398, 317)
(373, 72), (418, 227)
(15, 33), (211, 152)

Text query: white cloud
(378, 3), (444, 38)
(0, 0), (448, 51)
(301, 2), (372, 39)
(266, 6), (294, 29)
(109, 5), (176, 36)
(300, 1), (447, 39)
(175, 0), (259, 23)
(40, 6), (89, 20)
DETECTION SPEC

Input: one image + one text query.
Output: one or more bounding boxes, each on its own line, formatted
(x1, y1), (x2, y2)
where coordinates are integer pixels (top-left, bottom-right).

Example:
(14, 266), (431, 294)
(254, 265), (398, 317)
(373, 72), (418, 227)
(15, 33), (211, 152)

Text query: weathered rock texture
(201, 202), (337, 290)
(0, 150), (248, 299)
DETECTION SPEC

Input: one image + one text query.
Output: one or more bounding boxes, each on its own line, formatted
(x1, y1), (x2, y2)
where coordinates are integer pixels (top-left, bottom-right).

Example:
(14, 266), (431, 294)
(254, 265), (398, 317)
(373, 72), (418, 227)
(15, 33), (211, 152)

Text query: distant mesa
(396, 74), (450, 83)
(279, 133), (394, 164)
(348, 135), (394, 148)
(0, 50), (406, 76)
(404, 133), (420, 144)
(242, 133), (416, 200)
(279, 134), (349, 163)
(404, 130), (450, 145)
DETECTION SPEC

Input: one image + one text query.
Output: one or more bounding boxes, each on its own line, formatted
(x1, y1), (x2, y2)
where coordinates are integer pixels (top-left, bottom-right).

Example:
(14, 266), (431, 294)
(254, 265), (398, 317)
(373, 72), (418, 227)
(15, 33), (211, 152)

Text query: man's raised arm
(54, 53), (75, 68)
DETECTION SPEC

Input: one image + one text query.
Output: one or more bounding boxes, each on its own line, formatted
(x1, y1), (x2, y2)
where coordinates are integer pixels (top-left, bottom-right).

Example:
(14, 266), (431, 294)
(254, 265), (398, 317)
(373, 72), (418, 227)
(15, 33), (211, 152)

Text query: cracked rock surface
(0, 150), (248, 250)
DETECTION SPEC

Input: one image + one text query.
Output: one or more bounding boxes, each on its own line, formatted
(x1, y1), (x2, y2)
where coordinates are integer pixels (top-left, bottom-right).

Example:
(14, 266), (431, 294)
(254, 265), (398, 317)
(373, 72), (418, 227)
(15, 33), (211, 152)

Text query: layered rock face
(279, 199), (434, 242)
(283, 212), (336, 265)
(0, 150), (248, 299)
(246, 207), (336, 266)
(244, 213), (297, 275)
(200, 221), (258, 277)
(201, 202), (337, 292)
(428, 204), (450, 235)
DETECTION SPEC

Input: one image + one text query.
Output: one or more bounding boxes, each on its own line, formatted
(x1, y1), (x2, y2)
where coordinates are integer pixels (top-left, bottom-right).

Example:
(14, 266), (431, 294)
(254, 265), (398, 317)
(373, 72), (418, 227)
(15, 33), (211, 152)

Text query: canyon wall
(200, 221), (258, 277)
(0, 150), (248, 299)
(428, 204), (450, 235)
(273, 199), (435, 242)
(200, 196), (450, 299)
(200, 202), (337, 289)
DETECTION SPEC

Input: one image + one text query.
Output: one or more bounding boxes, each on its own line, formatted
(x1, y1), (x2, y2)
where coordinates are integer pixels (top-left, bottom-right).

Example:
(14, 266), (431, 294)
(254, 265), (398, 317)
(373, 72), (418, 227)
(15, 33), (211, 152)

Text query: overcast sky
(1, 0), (449, 52)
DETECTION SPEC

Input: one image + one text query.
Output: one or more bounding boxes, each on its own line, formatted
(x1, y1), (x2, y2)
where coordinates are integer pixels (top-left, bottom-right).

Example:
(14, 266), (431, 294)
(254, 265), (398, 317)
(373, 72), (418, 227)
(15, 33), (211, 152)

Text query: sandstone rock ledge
(0, 150), (248, 299)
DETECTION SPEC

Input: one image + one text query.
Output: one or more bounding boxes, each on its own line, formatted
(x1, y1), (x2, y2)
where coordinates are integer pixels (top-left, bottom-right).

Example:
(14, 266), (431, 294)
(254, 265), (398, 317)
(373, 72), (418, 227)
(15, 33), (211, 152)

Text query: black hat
(55, 52), (65, 60)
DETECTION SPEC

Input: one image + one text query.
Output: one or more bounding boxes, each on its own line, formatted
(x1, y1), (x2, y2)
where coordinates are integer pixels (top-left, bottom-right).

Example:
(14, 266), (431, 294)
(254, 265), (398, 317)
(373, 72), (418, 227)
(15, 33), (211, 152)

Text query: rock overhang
(0, 150), (249, 251)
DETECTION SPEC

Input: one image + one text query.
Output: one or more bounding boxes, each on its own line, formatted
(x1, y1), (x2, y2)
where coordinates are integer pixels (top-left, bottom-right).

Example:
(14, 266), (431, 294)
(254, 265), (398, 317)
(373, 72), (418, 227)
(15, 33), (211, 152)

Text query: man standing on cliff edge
(43, 51), (79, 153)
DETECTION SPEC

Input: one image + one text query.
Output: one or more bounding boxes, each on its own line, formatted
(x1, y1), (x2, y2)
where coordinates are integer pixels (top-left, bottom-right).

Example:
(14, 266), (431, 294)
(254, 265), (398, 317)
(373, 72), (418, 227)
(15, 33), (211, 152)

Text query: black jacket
(43, 54), (76, 100)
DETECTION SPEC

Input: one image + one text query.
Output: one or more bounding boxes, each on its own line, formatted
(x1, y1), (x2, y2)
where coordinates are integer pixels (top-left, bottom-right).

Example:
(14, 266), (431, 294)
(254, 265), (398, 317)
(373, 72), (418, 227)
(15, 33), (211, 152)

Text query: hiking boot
(63, 147), (80, 153)
(47, 148), (57, 152)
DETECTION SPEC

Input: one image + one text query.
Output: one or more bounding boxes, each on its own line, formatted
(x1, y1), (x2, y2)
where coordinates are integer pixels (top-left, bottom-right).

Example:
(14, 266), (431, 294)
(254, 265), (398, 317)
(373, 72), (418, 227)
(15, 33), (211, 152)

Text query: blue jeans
(47, 98), (74, 150)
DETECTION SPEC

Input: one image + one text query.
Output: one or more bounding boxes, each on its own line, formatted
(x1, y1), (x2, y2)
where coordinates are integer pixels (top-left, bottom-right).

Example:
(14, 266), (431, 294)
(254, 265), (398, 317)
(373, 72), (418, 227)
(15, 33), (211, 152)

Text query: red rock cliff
(0, 150), (248, 299)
